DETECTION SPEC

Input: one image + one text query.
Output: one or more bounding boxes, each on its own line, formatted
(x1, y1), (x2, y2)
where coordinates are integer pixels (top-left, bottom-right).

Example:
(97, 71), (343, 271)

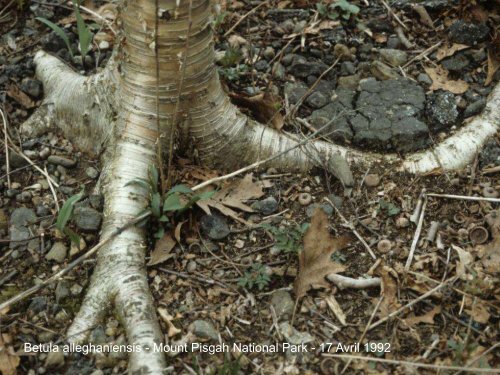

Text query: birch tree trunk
(16, 0), (499, 373)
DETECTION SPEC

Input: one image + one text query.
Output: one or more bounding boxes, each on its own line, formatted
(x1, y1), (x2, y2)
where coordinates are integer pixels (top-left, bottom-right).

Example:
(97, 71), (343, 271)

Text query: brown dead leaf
(436, 43), (469, 61)
(230, 92), (284, 130)
(148, 232), (176, 266)
(0, 334), (20, 375)
(158, 307), (181, 337)
(477, 210), (500, 272)
(485, 49), (499, 86)
(452, 244), (473, 279)
(294, 209), (349, 298)
(196, 174), (265, 224)
(402, 306), (441, 327)
(463, 297), (491, 324)
(325, 295), (346, 326)
(7, 84), (35, 108)
(376, 265), (401, 317)
(424, 66), (469, 94)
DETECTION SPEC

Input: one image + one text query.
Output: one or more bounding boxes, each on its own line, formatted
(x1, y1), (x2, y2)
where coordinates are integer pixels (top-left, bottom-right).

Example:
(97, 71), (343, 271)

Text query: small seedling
(56, 190), (84, 246)
(378, 199), (400, 216)
(127, 165), (215, 239)
(317, 0), (360, 20)
(36, 0), (92, 59)
(237, 263), (270, 290)
(261, 222), (309, 254)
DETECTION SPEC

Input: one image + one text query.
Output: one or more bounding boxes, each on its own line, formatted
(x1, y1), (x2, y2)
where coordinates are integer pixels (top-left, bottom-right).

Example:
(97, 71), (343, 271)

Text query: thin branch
(223, 1), (268, 37)
(426, 193), (500, 203)
(324, 197), (377, 260)
(0, 108), (11, 189)
(366, 276), (457, 331)
(327, 274), (381, 289)
(405, 192), (428, 271)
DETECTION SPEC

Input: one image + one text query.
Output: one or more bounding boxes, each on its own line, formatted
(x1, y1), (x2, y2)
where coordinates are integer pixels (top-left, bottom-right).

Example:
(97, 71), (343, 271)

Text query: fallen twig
(380, 0), (408, 30)
(0, 108), (11, 189)
(406, 192), (428, 270)
(426, 193), (500, 203)
(324, 197), (377, 260)
(327, 274), (381, 289)
(223, 1), (268, 37)
(366, 276), (457, 331)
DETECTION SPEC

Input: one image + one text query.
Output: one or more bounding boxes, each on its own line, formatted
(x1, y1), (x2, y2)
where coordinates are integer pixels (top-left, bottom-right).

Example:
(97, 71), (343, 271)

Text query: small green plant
(36, 0), (92, 59)
(316, 0), (360, 20)
(261, 222), (309, 254)
(127, 165), (214, 239)
(212, 11), (228, 31)
(215, 355), (241, 375)
(331, 251), (346, 263)
(237, 263), (270, 290)
(56, 190), (84, 245)
(378, 199), (400, 217)
(219, 64), (248, 81)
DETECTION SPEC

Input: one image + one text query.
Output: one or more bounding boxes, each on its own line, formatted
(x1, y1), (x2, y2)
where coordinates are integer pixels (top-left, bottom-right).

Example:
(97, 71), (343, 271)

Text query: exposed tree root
(16, 40), (499, 375)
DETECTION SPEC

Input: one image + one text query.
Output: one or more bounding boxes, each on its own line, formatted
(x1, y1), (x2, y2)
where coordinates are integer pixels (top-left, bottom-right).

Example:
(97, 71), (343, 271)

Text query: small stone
(70, 284), (83, 295)
(386, 35), (401, 49)
(192, 320), (219, 341)
(85, 167), (99, 179)
(255, 197), (278, 215)
(441, 54), (470, 72)
(29, 296), (47, 313)
(20, 79), (43, 98)
(36, 205), (51, 217)
(73, 206), (102, 231)
(8, 151), (29, 168)
(55, 281), (70, 302)
(89, 194), (104, 210)
(327, 194), (343, 209)
(255, 59), (270, 72)
(47, 155), (76, 168)
(395, 216), (410, 228)
(337, 74), (360, 89)
(39, 147), (51, 159)
(98, 40), (110, 50)
(16, 191), (32, 203)
(464, 98), (486, 118)
(379, 49), (408, 66)
(0, 209), (8, 231)
(186, 260), (197, 273)
(200, 214), (230, 240)
(45, 242), (67, 263)
(263, 46), (275, 59)
(270, 290), (294, 319)
(10, 207), (37, 227)
(364, 174), (380, 187)
(284, 82), (308, 104)
(305, 91), (328, 109)
(70, 237), (86, 257)
(272, 62), (286, 79)
(45, 347), (64, 368)
(417, 73), (433, 85)
(306, 203), (333, 217)
(370, 61), (400, 80)
(340, 61), (356, 75)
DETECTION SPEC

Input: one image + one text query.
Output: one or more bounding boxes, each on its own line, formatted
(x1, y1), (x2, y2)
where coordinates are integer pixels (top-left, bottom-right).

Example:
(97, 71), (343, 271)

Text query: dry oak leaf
(424, 66), (469, 94)
(436, 43), (469, 61)
(0, 333), (20, 375)
(375, 265), (401, 318)
(294, 209), (349, 298)
(196, 173), (265, 224)
(402, 305), (441, 327)
(147, 232), (176, 266)
(6, 84), (35, 109)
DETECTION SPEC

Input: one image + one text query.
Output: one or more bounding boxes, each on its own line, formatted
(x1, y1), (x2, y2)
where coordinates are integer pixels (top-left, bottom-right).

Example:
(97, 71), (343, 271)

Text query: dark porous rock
(340, 61), (356, 76)
(20, 79), (43, 98)
(36, 205), (51, 217)
(448, 21), (490, 46)
(6, 189), (20, 198)
(42, 31), (70, 52)
(89, 194), (104, 210)
(441, 54), (470, 72)
(379, 48), (408, 67)
(353, 78), (428, 151)
(48, 155), (77, 168)
(479, 139), (500, 167)
(73, 206), (102, 231)
(271, 290), (294, 319)
(305, 91), (329, 109)
(417, 73), (433, 86)
(16, 191), (32, 203)
(59, 186), (75, 196)
(426, 91), (458, 130)
(322, 26), (347, 44)
(337, 74), (360, 89)
(391, 117), (430, 152)
(386, 35), (401, 49)
(308, 88), (355, 143)
(464, 98), (486, 118)
(368, 18), (393, 32)
(200, 214), (230, 240)
(284, 82), (308, 104)
(9, 226), (31, 249)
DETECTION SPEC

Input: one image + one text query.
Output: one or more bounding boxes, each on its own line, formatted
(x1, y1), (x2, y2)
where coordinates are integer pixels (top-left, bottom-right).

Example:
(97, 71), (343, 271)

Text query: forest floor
(0, 0), (499, 374)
